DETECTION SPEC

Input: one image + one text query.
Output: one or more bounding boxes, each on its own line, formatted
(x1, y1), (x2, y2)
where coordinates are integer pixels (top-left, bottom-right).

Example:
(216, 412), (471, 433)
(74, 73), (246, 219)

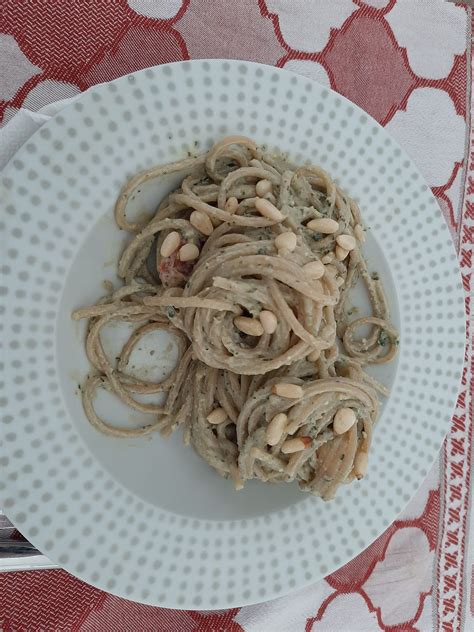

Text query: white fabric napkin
(0, 96), (80, 170)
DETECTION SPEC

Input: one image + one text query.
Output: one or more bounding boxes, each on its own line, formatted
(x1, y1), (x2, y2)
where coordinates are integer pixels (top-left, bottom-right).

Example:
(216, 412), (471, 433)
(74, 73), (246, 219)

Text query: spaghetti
(73, 136), (398, 500)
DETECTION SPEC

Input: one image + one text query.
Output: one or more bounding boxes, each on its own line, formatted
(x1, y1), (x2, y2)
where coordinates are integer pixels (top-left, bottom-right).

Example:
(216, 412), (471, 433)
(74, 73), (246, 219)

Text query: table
(0, 2), (472, 630)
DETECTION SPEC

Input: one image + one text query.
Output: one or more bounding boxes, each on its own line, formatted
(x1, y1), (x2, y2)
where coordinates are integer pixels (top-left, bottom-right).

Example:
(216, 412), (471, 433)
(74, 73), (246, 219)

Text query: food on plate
(73, 136), (398, 500)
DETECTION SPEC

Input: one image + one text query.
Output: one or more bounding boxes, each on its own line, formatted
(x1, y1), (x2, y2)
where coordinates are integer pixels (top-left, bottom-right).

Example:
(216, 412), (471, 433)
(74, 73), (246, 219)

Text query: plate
(0, 60), (465, 609)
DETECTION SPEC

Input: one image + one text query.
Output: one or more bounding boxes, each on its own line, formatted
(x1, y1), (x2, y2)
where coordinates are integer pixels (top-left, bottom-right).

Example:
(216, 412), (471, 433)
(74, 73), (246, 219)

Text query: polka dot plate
(0, 60), (465, 609)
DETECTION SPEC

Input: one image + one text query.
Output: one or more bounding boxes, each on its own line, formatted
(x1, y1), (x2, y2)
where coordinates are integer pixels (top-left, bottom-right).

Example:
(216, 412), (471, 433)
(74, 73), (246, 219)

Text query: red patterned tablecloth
(0, 2), (472, 631)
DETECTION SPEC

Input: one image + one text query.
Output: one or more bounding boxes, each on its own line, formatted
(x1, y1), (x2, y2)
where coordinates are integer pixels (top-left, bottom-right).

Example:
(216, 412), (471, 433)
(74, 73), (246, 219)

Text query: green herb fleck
(166, 306), (176, 318)
(257, 247), (267, 255)
(371, 271), (380, 281)
(378, 330), (389, 346)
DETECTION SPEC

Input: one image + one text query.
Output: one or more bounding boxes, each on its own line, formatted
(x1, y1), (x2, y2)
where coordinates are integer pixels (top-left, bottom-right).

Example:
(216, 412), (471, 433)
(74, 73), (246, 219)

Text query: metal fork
(0, 512), (40, 558)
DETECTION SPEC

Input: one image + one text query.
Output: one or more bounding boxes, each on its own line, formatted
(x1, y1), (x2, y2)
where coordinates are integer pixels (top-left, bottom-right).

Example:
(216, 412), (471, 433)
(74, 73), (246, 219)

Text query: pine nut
(333, 407), (357, 434)
(255, 197), (284, 222)
(190, 210), (214, 236)
(322, 253), (334, 264)
(307, 218), (339, 234)
(281, 436), (312, 454)
(272, 383), (304, 399)
(307, 348), (320, 362)
(275, 232), (297, 253)
(354, 224), (365, 243)
(336, 234), (356, 251)
(256, 179), (273, 197)
(266, 412), (288, 446)
(207, 407), (228, 425)
(354, 451), (368, 479)
(259, 310), (278, 334)
(285, 419), (300, 435)
(234, 316), (264, 336)
(303, 260), (324, 279)
(335, 245), (349, 261)
(160, 231), (181, 257)
(225, 196), (239, 214)
(178, 243), (200, 262)
(336, 276), (344, 287)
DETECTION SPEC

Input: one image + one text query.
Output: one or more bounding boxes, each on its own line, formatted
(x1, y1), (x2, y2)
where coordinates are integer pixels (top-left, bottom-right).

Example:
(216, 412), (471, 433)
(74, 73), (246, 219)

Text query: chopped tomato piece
(158, 241), (195, 287)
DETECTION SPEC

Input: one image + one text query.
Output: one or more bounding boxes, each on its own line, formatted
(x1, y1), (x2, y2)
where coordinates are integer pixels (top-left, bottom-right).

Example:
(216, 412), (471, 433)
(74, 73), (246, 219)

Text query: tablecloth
(0, 1), (472, 631)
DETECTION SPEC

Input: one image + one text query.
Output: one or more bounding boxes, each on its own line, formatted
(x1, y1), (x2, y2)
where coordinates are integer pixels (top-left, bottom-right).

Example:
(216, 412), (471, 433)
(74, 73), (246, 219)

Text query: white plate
(0, 60), (465, 609)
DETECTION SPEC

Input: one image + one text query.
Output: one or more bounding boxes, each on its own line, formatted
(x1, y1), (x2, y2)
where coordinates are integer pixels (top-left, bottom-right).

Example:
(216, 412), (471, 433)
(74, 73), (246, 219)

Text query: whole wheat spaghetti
(73, 136), (398, 500)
